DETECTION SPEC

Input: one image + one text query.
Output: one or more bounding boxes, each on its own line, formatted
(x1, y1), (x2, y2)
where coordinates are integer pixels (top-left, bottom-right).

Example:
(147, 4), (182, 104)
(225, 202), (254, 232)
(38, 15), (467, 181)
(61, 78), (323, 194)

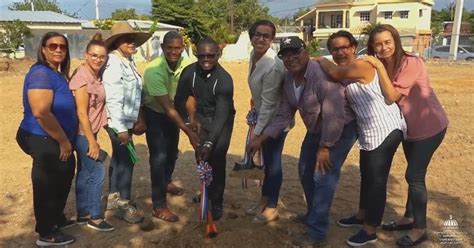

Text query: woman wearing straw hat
(103, 21), (151, 224)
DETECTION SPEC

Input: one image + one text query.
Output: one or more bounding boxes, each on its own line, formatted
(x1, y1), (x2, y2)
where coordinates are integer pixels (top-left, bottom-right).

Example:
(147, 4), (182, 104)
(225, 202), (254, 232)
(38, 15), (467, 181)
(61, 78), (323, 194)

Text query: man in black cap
(249, 36), (357, 245)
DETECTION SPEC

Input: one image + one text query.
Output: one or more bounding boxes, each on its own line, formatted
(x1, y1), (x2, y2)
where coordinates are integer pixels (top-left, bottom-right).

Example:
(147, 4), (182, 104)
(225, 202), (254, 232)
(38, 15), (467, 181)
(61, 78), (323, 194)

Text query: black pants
(199, 115), (234, 208)
(359, 130), (403, 226)
(403, 128), (447, 229)
(16, 128), (75, 236)
(144, 108), (180, 209)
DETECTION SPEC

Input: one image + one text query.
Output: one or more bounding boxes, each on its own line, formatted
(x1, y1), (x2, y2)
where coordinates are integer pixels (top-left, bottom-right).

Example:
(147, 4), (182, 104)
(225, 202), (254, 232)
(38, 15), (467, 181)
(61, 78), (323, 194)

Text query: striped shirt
(345, 70), (406, 151)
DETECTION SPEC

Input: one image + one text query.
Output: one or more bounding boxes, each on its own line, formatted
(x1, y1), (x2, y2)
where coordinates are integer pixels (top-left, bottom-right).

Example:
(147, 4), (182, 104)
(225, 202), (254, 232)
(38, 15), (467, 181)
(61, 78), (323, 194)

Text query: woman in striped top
(317, 30), (406, 246)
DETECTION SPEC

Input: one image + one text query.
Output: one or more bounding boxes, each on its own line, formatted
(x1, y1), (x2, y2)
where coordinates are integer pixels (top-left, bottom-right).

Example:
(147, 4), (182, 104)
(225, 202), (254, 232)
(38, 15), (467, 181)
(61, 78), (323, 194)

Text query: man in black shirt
(175, 38), (235, 220)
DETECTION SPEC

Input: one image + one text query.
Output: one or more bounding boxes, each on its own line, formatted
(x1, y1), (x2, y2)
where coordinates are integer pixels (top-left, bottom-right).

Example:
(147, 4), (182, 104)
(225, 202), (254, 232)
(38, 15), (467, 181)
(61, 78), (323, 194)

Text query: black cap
(278, 36), (306, 56)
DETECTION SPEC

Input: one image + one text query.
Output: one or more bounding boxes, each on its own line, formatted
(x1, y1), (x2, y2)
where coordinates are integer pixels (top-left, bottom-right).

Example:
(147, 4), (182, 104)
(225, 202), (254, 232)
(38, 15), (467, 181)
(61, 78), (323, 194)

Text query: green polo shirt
(143, 55), (191, 113)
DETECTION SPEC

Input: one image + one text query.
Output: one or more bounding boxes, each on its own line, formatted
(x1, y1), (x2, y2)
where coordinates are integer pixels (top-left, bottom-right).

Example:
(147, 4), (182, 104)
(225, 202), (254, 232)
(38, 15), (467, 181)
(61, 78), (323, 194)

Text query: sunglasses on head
(45, 43), (67, 52)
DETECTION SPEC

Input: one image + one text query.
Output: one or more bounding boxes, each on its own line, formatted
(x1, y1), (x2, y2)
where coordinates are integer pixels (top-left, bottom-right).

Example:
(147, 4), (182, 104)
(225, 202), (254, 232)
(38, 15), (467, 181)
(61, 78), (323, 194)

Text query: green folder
(112, 128), (139, 165)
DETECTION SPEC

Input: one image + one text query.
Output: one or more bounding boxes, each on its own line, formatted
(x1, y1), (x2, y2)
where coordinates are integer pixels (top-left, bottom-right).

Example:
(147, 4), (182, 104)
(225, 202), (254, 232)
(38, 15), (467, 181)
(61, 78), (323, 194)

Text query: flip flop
(252, 211), (279, 224)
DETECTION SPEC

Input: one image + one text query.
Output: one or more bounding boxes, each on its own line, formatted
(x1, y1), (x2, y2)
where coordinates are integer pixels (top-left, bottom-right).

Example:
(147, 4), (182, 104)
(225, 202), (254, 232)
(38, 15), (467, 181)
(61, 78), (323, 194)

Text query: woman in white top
(318, 30), (406, 246)
(102, 22), (151, 224)
(244, 20), (287, 224)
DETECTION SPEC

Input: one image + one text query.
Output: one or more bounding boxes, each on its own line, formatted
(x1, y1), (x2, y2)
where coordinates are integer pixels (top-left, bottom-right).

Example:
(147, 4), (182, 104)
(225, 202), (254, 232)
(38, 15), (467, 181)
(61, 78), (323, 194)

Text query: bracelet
(203, 141), (213, 148)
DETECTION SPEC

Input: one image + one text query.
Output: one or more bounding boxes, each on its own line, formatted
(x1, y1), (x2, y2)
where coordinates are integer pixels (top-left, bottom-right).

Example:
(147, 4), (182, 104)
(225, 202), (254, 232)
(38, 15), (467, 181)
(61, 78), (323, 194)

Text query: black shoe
(338, 215), (364, 227)
(211, 206), (223, 221)
(346, 229), (378, 247)
(36, 231), (75, 247)
(87, 219), (115, 232)
(291, 233), (327, 246)
(396, 233), (428, 247)
(58, 218), (76, 229)
(382, 221), (413, 231)
(76, 216), (89, 225)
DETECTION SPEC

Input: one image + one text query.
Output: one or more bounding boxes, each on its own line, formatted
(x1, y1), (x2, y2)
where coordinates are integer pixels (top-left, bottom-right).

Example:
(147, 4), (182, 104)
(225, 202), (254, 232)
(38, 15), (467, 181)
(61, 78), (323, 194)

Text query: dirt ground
(0, 58), (472, 248)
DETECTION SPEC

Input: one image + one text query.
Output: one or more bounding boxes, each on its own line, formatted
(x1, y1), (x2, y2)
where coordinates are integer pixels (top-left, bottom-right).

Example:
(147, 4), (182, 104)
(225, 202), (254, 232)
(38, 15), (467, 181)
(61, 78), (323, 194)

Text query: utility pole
(95, 0), (100, 19)
(30, 0), (34, 11)
(229, 0), (234, 34)
(448, 0), (464, 60)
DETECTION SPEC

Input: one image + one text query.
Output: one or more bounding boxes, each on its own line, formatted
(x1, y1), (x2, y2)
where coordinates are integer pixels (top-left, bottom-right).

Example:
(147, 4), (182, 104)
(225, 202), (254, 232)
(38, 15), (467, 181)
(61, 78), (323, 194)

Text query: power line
(269, 4), (314, 14)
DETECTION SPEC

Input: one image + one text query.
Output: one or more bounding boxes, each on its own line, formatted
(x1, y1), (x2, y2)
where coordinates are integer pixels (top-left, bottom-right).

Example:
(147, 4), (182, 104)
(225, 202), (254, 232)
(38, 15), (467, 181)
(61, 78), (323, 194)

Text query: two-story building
(296, 0), (433, 55)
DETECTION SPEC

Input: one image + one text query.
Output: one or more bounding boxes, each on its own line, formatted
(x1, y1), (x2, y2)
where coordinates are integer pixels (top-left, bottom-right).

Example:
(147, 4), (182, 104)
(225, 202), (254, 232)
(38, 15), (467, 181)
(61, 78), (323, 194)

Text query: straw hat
(105, 21), (152, 50)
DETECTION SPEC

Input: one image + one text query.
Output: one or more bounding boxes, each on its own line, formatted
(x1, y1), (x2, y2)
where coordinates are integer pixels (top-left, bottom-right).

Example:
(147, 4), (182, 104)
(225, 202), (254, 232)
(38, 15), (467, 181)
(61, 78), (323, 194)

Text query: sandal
(152, 208), (179, 222)
(167, 183), (185, 196)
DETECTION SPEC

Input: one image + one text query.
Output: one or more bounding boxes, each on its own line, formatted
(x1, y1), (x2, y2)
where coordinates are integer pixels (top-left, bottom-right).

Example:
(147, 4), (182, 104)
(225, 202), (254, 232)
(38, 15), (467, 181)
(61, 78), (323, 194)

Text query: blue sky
(1, 0), (473, 20)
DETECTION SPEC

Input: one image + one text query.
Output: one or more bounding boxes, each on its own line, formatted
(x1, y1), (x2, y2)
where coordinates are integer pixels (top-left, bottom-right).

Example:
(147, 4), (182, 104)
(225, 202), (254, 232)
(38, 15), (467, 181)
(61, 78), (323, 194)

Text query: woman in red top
(362, 24), (448, 246)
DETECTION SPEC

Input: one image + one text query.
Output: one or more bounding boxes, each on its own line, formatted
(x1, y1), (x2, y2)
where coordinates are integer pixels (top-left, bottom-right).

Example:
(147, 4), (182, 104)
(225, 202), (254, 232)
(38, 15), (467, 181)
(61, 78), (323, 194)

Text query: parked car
(431, 45), (474, 61)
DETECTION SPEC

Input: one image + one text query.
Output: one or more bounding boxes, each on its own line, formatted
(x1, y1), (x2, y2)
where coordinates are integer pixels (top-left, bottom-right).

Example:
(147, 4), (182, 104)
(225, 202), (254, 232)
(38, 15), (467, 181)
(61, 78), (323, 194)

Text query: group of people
(16, 19), (447, 247)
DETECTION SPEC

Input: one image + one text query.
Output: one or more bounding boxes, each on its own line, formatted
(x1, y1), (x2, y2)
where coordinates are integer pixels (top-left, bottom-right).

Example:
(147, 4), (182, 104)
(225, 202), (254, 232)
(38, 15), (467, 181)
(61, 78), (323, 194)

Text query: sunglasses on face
(45, 43), (67, 52)
(252, 32), (273, 41)
(197, 53), (219, 60)
(118, 36), (135, 44)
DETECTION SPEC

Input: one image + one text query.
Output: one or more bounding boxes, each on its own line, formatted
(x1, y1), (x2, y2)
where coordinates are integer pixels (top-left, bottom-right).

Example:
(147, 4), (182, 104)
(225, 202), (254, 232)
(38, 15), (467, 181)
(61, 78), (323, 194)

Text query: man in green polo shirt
(142, 31), (198, 222)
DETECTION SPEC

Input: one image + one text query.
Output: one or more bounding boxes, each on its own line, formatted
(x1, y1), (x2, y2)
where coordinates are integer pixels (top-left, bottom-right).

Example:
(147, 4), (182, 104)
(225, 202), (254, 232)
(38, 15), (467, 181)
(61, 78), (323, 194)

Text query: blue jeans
(144, 108), (179, 209)
(106, 127), (135, 200)
(299, 121), (357, 240)
(75, 135), (105, 219)
(261, 131), (288, 208)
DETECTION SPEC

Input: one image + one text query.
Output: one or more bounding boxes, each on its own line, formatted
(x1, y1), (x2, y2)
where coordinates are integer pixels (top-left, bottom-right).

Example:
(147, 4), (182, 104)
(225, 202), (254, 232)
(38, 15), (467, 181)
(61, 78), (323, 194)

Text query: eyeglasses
(278, 48), (304, 61)
(252, 32), (273, 41)
(330, 45), (351, 53)
(197, 53), (219, 60)
(45, 43), (67, 52)
(87, 53), (107, 61)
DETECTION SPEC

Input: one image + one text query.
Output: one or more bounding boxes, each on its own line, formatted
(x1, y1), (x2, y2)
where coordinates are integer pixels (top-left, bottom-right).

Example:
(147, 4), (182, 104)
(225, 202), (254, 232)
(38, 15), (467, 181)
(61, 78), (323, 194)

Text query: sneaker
(116, 200), (144, 224)
(107, 192), (120, 210)
(36, 231), (75, 246)
(87, 219), (115, 232)
(291, 233), (327, 247)
(338, 215), (364, 227)
(76, 216), (89, 225)
(58, 218), (76, 229)
(346, 229), (378, 247)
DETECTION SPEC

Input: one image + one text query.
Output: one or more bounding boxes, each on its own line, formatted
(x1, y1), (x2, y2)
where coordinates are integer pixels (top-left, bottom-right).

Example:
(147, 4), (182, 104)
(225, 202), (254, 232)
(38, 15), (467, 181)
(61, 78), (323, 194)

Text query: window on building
(346, 11), (350, 28)
(331, 14), (343, 28)
(360, 11), (370, 22)
(318, 13), (325, 28)
(419, 9), (423, 17)
(400, 11), (409, 19)
(384, 11), (392, 19)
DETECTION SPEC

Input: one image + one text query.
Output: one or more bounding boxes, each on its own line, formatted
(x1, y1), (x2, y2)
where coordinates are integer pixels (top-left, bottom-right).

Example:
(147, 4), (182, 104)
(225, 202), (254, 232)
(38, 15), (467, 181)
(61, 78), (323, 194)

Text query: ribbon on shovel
(237, 108), (263, 189)
(197, 160), (217, 238)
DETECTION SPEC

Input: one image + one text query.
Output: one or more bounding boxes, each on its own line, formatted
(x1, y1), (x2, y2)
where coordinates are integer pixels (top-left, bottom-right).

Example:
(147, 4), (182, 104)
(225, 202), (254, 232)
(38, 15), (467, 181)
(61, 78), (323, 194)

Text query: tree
(9, 0), (78, 18)
(0, 19), (32, 58)
(111, 8), (139, 20)
(293, 7), (311, 21)
(151, 0), (274, 43)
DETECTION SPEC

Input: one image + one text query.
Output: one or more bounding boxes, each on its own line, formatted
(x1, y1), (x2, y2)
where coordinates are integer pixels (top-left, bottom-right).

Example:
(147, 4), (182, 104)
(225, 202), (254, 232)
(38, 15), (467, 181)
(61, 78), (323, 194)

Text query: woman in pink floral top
(69, 33), (114, 232)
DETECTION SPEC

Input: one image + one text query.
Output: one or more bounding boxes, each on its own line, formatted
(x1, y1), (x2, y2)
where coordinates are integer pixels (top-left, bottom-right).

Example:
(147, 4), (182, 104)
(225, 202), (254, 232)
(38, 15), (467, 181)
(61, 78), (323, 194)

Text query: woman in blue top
(16, 32), (78, 247)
